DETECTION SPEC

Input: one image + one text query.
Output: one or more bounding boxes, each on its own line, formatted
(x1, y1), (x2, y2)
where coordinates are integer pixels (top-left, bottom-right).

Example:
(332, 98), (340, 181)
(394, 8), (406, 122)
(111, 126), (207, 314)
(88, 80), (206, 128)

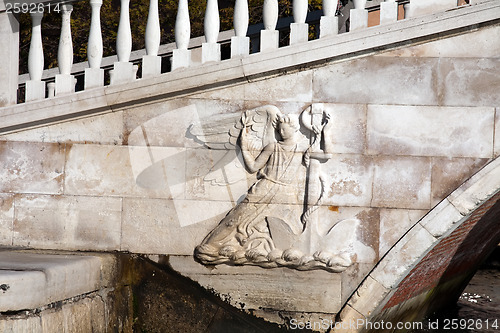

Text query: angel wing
(187, 105), (283, 185)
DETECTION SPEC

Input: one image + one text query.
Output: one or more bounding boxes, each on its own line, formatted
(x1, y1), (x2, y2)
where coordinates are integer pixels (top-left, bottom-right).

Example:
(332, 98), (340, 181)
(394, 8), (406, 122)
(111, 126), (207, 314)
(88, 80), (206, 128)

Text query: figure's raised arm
(240, 121), (274, 173)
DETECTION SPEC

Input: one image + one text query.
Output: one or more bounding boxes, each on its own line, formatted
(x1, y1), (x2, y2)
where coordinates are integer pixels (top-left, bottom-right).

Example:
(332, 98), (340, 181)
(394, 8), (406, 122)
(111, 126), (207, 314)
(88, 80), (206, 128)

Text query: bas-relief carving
(191, 104), (363, 273)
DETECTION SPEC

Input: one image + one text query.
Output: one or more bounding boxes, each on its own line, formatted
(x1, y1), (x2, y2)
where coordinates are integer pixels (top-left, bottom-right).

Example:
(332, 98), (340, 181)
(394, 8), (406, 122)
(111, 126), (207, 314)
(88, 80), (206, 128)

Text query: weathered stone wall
(0, 21), (498, 328)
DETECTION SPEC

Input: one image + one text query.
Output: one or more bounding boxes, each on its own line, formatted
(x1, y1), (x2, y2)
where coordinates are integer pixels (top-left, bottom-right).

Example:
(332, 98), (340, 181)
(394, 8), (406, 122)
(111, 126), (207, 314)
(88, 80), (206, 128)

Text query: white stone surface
(419, 198), (464, 238)
(25, 80), (46, 102)
(0, 111), (123, 144)
(0, 12), (19, 107)
(145, 0), (160, 56)
(84, 67), (104, 89)
(65, 144), (171, 198)
(260, 29), (279, 52)
(371, 224), (436, 288)
(367, 105), (495, 158)
(0, 194), (14, 246)
(350, 9), (368, 31)
(204, 0), (219, 43)
(0, 251), (113, 311)
(201, 42), (220, 63)
(170, 255), (343, 313)
(380, 24), (500, 58)
(230, 36), (250, 58)
(372, 156), (432, 209)
(121, 197), (220, 253)
(495, 108), (499, 158)
(348, 276), (390, 318)
(380, 1), (398, 24)
(87, 0), (103, 69)
(110, 61), (135, 85)
(320, 16), (338, 38)
(290, 22), (308, 45)
(0, 141), (65, 194)
(379, 209), (426, 257)
(142, 54), (161, 78)
(447, 157), (500, 215)
(406, 0), (457, 18)
(55, 74), (76, 95)
(171, 48), (191, 70)
(313, 57), (438, 106)
(13, 195), (122, 250)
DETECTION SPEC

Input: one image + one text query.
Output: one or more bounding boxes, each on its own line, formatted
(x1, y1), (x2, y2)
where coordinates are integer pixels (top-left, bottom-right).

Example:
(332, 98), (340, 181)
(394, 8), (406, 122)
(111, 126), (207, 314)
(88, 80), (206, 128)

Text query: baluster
(320, 0), (338, 38)
(350, 0), (368, 31)
(290, 0), (308, 45)
(380, 0), (398, 24)
(171, 0), (191, 70)
(55, 4), (76, 95)
(260, 0), (279, 51)
(142, 0), (161, 77)
(85, 0), (104, 89)
(25, 11), (45, 101)
(202, 0), (221, 63)
(111, 0), (136, 84)
(231, 0), (249, 57)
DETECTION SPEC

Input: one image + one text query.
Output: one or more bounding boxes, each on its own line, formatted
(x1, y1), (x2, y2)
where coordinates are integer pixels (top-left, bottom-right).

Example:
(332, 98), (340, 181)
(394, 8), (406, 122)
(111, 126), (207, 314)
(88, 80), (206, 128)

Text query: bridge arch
(338, 156), (500, 330)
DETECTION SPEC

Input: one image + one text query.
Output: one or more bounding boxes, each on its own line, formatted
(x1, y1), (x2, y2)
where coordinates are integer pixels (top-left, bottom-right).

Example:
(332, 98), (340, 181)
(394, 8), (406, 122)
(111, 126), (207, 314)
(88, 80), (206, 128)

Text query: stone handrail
(2, 0), (471, 104)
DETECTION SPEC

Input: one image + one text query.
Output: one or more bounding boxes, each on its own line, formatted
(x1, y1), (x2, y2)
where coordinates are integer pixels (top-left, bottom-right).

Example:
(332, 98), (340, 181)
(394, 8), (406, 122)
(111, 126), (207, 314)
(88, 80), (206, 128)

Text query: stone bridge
(0, 0), (499, 331)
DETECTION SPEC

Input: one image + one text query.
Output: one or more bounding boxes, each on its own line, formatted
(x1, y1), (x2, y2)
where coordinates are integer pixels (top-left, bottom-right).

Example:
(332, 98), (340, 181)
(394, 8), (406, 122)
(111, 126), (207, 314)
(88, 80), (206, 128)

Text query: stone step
(0, 251), (116, 312)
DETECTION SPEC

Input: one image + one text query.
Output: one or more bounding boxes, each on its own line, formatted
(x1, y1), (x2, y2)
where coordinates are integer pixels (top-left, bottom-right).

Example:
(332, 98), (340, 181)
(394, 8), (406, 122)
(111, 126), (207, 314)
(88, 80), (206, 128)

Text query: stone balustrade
(1, 0), (470, 105)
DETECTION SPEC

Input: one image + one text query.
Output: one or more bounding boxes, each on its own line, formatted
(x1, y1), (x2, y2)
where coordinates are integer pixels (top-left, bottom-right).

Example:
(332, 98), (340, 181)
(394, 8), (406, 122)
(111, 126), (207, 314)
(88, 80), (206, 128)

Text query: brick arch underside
(376, 190), (500, 324)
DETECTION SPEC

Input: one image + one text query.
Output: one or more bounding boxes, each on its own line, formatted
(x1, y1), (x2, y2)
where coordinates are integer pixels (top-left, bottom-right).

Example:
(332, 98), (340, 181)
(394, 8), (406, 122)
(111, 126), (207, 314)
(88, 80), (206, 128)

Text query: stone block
(0, 315), (42, 332)
(63, 298), (92, 332)
(171, 48), (191, 71)
(380, 1), (398, 24)
(0, 141), (65, 194)
(313, 56), (438, 105)
(121, 197), (221, 254)
(446, 157), (500, 215)
(260, 29), (279, 52)
(379, 25), (500, 59)
(13, 195), (122, 251)
(55, 74), (76, 95)
(201, 42), (221, 63)
(348, 276), (390, 318)
(439, 58), (500, 107)
(349, 9), (368, 31)
(0, 12), (19, 107)
(84, 67), (104, 89)
(321, 155), (373, 207)
(230, 36), (250, 58)
(25, 80), (46, 102)
(367, 105), (495, 158)
(245, 70), (313, 102)
(419, 198), (464, 238)
(336, 304), (365, 333)
(379, 209), (426, 257)
(0, 269), (46, 311)
(1, 111), (124, 145)
(319, 103), (366, 154)
(142, 55), (162, 78)
(406, 0), (457, 17)
(64, 144), (173, 198)
(170, 255), (342, 313)
(290, 23), (308, 45)
(319, 16), (338, 38)
(372, 156), (431, 210)
(431, 157), (490, 206)
(110, 61), (135, 85)
(371, 224), (436, 289)
(0, 194), (14, 246)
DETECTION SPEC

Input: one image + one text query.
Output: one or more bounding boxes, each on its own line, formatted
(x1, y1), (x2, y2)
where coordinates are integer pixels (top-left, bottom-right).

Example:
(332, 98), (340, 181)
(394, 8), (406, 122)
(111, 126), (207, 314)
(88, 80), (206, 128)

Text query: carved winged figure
(190, 105), (354, 272)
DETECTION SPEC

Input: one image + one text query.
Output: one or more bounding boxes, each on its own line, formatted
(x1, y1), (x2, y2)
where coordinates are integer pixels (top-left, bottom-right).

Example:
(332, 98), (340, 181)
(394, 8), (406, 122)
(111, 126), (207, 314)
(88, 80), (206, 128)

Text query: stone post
(380, 0), (398, 24)
(26, 11), (45, 102)
(202, 0), (220, 63)
(350, 0), (368, 31)
(111, 0), (135, 85)
(231, 0), (249, 58)
(260, 0), (279, 51)
(320, 0), (338, 38)
(0, 2), (19, 107)
(55, 4), (76, 95)
(142, 0), (162, 77)
(85, 0), (104, 89)
(290, 0), (308, 45)
(171, 0), (191, 70)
